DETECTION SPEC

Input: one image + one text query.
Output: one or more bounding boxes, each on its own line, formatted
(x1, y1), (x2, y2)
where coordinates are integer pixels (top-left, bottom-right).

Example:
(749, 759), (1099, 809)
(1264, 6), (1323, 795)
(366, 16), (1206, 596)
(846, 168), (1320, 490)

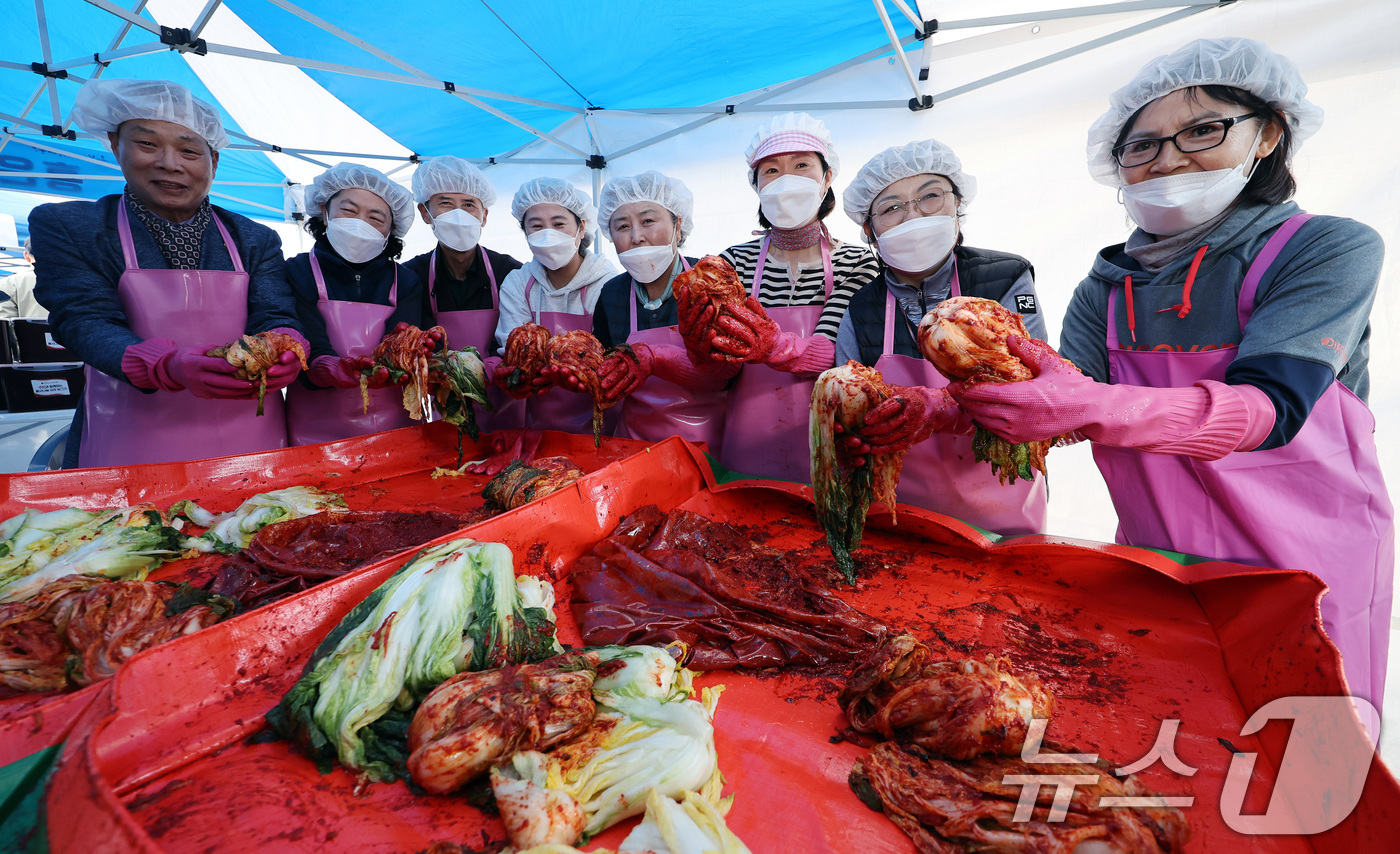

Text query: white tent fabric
(3, 0), (1399, 758)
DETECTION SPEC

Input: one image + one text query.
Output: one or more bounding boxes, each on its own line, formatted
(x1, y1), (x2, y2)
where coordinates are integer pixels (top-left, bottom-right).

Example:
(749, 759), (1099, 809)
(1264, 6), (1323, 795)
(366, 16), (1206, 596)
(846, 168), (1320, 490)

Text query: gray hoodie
(1059, 200), (1383, 401)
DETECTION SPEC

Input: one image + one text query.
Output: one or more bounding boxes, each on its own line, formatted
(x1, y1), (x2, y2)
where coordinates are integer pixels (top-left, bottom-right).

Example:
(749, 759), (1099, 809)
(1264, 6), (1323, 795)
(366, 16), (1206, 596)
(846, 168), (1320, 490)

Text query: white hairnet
(510, 177), (597, 234)
(411, 156), (497, 208)
(743, 112), (839, 187)
(70, 78), (229, 151)
(597, 171), (695, 245)
(1087, 37), (1323, 186)
(306, 162), (415, 238)
(842, 139), (978, 225)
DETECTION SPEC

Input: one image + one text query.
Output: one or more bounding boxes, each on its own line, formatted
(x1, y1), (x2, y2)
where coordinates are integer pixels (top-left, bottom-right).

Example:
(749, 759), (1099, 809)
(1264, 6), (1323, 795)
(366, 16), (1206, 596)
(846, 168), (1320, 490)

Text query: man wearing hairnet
(953, 38), (1392, 714)
(836, 139), (1047, 536)
(405, 156), (521, 344)
(284, 162), (427, 446)
(29, 78), (306, 468)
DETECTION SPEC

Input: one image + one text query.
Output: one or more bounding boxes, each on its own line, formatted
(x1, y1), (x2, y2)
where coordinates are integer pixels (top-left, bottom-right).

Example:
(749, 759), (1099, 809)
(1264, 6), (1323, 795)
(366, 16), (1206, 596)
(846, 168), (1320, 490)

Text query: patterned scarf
(125, 189), (213, 270)
(758, 220), (827, 251)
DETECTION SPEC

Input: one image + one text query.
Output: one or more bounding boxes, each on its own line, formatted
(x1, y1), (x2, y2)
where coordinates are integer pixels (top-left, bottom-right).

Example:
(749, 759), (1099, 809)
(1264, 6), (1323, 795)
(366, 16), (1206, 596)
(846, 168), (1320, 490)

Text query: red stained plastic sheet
(0, 424), (651, 766)
(39, 465), (1400, 853)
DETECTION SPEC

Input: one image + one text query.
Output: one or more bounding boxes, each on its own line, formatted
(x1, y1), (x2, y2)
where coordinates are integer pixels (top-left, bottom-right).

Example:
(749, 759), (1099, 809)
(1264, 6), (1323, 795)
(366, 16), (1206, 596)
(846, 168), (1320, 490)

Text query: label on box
(31, 379), (70, 397)
(44, 332), (62, 349)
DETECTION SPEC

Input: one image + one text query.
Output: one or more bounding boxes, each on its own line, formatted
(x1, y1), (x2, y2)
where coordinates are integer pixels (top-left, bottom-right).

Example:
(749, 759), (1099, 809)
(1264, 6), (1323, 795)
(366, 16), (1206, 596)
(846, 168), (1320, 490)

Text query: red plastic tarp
(39, 459), (1400, 853)
(0, 424), (651, 766)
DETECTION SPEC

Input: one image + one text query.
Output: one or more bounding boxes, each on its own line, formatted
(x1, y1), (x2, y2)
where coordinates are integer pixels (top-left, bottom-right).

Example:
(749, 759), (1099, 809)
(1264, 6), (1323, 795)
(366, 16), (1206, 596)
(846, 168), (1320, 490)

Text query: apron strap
(116, 200), (141, 271)
(949, 258), (961, 298)
(428, 250), (439, 314)
(1238, 213), (1313, 330)
(882, 286), (898, 354)
(1106, 288), (1122, 350)
(525, 274), (540, 324)
(751, 233), (834, 302)
(483, 248), (499, 308)
(430, 248), (498, 314)
(210, 211), (244, 274)
(388, 265), (398, 307)
(309, 248), (330, 301)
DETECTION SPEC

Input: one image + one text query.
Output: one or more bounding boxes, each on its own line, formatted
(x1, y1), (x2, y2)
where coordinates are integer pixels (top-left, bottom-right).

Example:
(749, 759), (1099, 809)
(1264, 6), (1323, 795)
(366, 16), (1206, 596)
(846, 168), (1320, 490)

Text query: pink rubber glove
(164, 347), (256, 399)
(708, 297), (780, 363)
(489, 355), (552, 399)
(838, 385), (972, 467)
(261, 329), (311, 391)
(263, 351), (303, 391)
(462, 429), (544, 476)
(953, 336), (1276, 460)
(761, 332), (836, 375)
(308, 354), (360, 389)
(648, 342), (738, 390)
(121, 338), (184, 391)
(597, 345), (653, 402)
(542, 363), (591, 394)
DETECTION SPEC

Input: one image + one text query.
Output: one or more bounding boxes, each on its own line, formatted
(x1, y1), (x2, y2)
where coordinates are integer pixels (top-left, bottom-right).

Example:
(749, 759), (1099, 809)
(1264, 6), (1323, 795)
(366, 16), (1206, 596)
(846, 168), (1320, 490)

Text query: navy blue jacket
(286, 241), (423, 384)
(29, 194), (299, 468)
(29, 194), (299, 380)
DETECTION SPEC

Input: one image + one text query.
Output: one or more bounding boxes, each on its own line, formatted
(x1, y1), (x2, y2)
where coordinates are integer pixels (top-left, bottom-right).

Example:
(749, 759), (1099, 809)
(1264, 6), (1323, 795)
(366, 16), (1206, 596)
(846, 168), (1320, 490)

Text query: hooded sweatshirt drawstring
(1123, 243), (1210, 344)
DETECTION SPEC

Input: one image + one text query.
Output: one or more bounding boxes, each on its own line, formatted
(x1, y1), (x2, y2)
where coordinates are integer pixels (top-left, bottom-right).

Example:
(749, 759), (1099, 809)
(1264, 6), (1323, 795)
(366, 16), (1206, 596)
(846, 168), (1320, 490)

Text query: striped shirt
(719, 237), (879, 340)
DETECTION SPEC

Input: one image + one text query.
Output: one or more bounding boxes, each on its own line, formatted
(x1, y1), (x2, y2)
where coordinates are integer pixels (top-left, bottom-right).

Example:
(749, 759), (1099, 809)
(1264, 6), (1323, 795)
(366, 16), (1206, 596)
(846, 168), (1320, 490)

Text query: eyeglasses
(1112, 113), (1259, 169)
(869, 189), (954, 227)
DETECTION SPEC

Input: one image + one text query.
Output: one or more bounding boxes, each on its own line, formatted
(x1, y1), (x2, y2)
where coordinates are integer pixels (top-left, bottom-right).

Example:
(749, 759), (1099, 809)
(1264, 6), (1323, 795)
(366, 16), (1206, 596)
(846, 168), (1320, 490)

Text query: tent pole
(0, 83), (50, 158)
(189, 0), (223, 39)
(82, 0), (162, 35)
(259, 0), (583, 114)
(872, 0), (922, 99)
(888, 0), (925, 29)
(62, 0), (150, 135)
(33, 0), (64, 125)
(939, 0), (1219, 30)
(930, 4), (1215, 103)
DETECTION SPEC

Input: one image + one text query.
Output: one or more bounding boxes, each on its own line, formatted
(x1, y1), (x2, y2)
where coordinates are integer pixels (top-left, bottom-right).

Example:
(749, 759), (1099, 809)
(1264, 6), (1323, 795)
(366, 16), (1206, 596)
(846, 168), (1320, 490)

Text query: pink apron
(874, 270), (1046, 536)
(78, 203), (288, 467)
(614, 258), (726, 454)
(428, 248), (520, 432)
(719, 233), (833, 483)
(1093, 214), (1394, 708)
(285, 250), (415, 446)
(520, 275), (597, 435)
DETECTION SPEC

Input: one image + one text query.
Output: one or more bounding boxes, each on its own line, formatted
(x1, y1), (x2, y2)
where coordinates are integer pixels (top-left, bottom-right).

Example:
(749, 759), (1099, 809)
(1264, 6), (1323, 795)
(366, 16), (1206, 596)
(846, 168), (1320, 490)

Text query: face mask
(875, 215), (958, 274)
(527, 228), (580, 270)
(617, 245), (676, 284)
(758, 174), (823, 229)
(326, 216), (388, 264)
(429, 208), (482, 252)
(1119, 129), (1262, 236)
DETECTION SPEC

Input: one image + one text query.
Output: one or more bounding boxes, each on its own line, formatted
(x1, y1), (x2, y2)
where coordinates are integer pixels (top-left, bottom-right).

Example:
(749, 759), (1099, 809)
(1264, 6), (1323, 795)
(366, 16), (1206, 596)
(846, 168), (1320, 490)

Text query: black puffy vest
(847, 245), (1034, 366)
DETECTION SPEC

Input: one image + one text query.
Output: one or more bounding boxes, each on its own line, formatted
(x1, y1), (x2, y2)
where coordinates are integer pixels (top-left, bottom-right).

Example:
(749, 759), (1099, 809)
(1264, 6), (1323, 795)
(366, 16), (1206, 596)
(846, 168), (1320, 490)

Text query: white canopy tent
(4, 0), (1399, 753)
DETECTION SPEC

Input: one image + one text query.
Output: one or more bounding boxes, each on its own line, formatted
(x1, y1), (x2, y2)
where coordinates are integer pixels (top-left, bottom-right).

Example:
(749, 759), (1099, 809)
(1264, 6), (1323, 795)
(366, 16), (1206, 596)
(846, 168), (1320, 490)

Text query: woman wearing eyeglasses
(835, 139), (1048, 536)
(955, 38), (1392, 712)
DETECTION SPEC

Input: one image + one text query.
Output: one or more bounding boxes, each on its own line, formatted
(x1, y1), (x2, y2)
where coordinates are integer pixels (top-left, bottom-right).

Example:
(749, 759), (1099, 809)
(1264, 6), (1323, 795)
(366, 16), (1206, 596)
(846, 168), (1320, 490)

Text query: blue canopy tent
(0, 0), (1232, 227)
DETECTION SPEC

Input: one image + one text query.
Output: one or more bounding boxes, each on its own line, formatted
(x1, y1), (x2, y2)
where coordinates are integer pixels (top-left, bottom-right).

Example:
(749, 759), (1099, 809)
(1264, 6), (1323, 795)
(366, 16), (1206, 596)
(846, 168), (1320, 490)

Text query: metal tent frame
(1, 0), (1236, 219)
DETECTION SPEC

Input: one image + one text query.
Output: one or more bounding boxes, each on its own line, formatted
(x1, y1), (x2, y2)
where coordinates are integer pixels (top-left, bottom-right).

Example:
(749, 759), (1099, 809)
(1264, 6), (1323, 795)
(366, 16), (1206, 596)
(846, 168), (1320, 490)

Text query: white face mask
(617, 245), (676, 284)
(326, 216), (388, 264)
(1119, 129), (1262, 236)
(758, 174), (823, 229)
(527, 228), (580, 270)
(429, 208), (482, 252)
(875, 215), (958, 274)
